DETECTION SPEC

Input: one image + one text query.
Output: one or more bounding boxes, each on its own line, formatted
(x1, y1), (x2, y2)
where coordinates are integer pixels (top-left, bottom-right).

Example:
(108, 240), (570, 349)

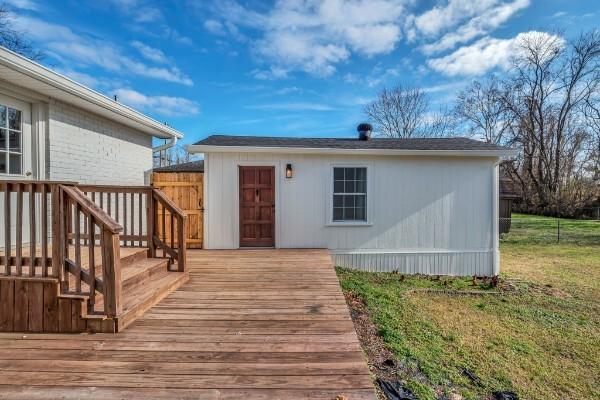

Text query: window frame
(326, 163), (373, 227)
(0, 103), (23, 176)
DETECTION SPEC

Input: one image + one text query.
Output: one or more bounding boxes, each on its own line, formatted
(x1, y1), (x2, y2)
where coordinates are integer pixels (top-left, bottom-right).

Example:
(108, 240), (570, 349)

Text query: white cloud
(114, 88), (200, 117)
(408, 0), (496, 38)
(251, 66), (290, 80)
(419, 0), (530, 54)
(246, 102), (335, 111)
(211, 0), (407, 78)
(130, 41), (168, 64)
(134, 7), (162, 23)
(427, 31), (564, 77)
(55, 69), (101, 88)
(204, 19), (226, 35)
(406, 0), (530, 54)
(3, 0), (38, 10)
(109, 0), (162, 23)
(14, 16), (193, 86)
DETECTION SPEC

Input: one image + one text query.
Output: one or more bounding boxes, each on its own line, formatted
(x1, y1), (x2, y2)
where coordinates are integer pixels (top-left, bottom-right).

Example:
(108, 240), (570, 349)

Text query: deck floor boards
(0, 249), (375, 399)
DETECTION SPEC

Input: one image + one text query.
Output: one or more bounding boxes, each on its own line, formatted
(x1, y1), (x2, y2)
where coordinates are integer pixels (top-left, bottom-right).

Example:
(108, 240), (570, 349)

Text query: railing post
(147, 189), (156, 258)
(101, 228), (122, 317)
(177, 215), (186, 272)
(50, 184), (61, 278)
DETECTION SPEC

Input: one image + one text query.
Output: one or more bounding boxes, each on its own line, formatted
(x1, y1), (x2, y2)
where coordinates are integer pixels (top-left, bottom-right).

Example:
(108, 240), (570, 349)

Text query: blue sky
(6, 0), (599, 145)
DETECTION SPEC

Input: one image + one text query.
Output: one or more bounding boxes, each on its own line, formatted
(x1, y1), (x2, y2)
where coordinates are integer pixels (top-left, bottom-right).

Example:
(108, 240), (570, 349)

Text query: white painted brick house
(0, 47), (183, 245)
(0, 47), (182, 185)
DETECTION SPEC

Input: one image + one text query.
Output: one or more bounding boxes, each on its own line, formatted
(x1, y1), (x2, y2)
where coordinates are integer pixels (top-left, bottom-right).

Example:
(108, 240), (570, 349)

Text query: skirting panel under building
(332, 250), (494, 277)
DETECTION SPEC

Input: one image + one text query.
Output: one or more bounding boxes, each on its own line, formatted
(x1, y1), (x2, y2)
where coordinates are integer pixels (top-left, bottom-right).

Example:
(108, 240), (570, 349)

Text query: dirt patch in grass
(345, 291), (465, 400)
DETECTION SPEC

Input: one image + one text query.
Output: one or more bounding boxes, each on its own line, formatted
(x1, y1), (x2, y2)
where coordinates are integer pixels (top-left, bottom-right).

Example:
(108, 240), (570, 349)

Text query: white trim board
(0, 48), (183, 139)
(190, 144), (516, 158)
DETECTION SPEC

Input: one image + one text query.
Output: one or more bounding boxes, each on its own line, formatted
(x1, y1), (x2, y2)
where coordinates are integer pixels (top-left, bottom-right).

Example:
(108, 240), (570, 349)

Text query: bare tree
(455, 75), (509, 144)
(363, 85), (429, 138)
(0, 4), (43, 61)
(428, 105), (457, 138)
(500, 30), (600, 214)
(154, 143), (200, 168)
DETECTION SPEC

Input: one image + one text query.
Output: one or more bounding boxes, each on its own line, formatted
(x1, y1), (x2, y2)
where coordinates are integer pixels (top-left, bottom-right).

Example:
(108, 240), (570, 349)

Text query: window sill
(326, 221), (373, 227)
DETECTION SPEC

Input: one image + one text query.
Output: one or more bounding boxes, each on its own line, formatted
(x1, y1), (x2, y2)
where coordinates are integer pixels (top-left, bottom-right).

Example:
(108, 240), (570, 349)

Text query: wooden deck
(0, 249), (375, 399)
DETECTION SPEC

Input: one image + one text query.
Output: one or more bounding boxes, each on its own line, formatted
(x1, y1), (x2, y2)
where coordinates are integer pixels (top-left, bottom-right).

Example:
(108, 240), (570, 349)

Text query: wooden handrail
(152, 188), (186, 216)
(60, 186), (123, 234)
(152, 188), (187, 272)
(59, 185), (123, 317)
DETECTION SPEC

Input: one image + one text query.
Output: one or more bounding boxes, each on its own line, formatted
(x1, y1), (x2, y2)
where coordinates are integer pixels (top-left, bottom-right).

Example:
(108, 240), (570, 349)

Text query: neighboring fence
(151, 171), (203, 249)
(500, 214), (600, 245)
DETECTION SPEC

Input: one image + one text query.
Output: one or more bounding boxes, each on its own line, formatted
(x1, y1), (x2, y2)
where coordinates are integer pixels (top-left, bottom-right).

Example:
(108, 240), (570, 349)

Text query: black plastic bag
(493, 391), (519, 400)
(376, 379), (417, 400)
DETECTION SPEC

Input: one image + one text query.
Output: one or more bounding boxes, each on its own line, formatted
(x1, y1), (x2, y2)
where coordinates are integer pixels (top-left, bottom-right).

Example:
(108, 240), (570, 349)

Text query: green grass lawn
(337, 215), (600, 400)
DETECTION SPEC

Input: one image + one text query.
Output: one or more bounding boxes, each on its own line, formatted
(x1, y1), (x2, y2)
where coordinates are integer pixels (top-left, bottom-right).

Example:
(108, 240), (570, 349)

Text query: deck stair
(0, 181), (189, 334)
(66, 247), (189, 333)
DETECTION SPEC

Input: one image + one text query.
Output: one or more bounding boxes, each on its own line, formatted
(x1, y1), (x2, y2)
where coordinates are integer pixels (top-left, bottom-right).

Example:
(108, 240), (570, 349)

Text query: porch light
(285, 163), (293, 179)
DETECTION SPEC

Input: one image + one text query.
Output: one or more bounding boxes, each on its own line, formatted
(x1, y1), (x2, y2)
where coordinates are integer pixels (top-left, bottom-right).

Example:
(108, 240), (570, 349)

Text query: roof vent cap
(357, 123), (372, 140)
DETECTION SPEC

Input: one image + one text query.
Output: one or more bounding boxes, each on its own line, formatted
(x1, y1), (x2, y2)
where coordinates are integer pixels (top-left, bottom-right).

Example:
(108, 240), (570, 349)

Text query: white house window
(0, 105), (22, 175)
(333, 167), (367, 222)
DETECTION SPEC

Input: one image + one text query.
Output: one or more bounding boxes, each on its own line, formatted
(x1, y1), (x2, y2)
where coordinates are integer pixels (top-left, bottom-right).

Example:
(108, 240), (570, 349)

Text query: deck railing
(0, 180), (65, 278)
(0, 180), (186, 318)
(152, 188), (187, 272)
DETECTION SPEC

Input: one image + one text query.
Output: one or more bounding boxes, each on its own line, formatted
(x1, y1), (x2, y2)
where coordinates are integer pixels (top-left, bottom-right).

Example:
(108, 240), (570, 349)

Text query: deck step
(122, 258), (169, 292)
(115, 270), (189, 332)
(120, 247), (149, 267)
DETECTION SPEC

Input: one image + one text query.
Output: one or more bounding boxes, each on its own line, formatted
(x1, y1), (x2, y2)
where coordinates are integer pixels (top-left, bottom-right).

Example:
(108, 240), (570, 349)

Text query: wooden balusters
(3, 182), (10, 276)
(41, 184), (48, 277)
(87, 215), (96, 314)
(152, 188), (186, 272)
(15, 183), (22, 275)
(0, 181), (61, 278)
(1, 181), (186, 318)
(28, 184), (36, 277)
(59, 185), (123, 317)
(51, 184), (61, 278)
(74, 203), (82, 293)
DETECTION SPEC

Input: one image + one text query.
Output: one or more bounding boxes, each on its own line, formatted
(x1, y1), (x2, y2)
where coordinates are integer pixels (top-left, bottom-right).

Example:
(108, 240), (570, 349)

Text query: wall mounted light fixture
(285, 163), (293, 179)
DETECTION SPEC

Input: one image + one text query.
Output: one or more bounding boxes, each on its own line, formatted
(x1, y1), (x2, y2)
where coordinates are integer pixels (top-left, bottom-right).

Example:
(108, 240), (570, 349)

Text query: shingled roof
(193, 135), (510, 152)
(153, 160), (204, 173)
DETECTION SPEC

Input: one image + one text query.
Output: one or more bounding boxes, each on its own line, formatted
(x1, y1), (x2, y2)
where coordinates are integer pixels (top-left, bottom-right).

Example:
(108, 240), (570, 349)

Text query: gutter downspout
(153, 136), (177, 153)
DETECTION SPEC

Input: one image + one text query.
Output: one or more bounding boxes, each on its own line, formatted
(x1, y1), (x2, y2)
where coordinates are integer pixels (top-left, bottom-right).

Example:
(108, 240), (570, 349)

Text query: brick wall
(47, 100), (153, 185)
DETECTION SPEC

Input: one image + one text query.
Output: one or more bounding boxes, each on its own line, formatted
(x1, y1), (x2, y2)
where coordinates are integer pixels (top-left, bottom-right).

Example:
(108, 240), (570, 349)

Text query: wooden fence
(151, 171), (203, 248)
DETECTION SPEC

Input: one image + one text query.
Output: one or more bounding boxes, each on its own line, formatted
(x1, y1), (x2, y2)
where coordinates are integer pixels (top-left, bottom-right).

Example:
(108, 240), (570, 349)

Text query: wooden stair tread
(90, 269), (189, 332)
(118, 271), (189, 331)
(121, 258), (169, 290)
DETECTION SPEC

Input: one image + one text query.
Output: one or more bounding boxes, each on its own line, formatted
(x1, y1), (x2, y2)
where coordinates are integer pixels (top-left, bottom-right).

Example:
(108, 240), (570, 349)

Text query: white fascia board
(188, 144), (518, 158)
(0, 47), (183, 139)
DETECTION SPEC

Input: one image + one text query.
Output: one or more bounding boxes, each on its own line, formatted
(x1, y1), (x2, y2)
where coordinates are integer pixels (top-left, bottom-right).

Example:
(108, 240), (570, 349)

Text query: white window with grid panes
(0, 104), (22, 175)
(332, 166), (367, 222)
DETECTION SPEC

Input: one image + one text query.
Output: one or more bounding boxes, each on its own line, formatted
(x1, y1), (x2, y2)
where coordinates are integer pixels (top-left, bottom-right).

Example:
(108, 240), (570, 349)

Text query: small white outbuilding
(190, 127), (515, 277)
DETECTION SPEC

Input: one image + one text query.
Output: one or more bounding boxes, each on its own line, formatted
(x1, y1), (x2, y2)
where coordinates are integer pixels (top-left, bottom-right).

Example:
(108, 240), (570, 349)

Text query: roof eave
(188, 144), (518, 158)
(0, 47), (183, 139)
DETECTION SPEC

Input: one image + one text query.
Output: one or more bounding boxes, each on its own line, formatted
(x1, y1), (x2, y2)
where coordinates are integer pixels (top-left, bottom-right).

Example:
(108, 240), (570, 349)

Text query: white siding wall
(204, 151), (498, 276)
(47, 100), (153, 185)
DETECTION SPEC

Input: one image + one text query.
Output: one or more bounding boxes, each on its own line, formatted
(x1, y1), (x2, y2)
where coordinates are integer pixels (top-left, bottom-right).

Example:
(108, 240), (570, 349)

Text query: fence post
(557, 218), (560, 243)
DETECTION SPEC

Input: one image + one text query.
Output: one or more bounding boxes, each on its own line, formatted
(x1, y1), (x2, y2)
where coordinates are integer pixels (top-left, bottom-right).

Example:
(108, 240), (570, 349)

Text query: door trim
(238, 165), (276, 248)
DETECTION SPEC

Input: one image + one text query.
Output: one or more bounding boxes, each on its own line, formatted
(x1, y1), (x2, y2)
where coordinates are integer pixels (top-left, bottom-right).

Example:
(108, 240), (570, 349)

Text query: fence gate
(151, 171), (203, 248)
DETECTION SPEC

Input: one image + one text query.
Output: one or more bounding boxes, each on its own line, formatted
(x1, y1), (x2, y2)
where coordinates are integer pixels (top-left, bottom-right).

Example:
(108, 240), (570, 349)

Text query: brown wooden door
(239, 166), (275, 247)
(151, 171), (204, 248)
